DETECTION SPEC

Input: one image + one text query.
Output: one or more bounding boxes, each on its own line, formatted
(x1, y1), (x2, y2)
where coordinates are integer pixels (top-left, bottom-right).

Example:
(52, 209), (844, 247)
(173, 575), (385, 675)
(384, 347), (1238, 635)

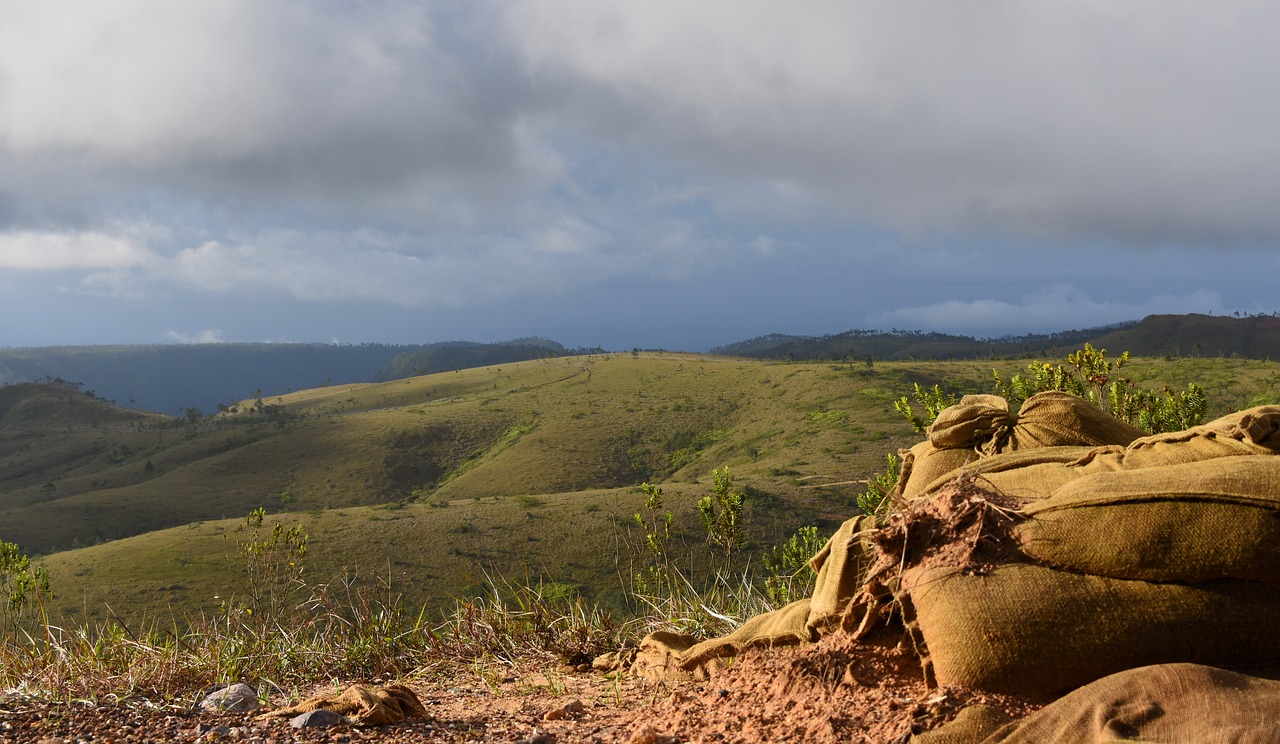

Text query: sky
(1, 1), (1278, 351)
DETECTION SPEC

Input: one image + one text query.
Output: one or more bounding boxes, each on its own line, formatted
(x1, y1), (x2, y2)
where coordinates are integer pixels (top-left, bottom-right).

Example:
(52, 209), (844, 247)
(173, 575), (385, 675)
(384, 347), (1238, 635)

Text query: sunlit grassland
(6, 352), (1279, 627)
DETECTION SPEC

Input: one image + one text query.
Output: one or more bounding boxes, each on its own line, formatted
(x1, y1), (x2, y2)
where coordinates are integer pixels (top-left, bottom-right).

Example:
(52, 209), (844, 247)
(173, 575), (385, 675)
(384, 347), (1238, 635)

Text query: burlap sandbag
(1071, 404), (1280, 472)
(898, 439), (983, 501)
(917, 445), (1104, 500)
(929, 392), (1145, 453)
(905, 562), (1280, 695)
(982, 663), (1280, 744)
(806, 514), (875, 624)
(624, 515), (875, 682)
(900, 393), (1145, 501)
(260, 684), (427, 726)
(932, 405), (1280, 501)
(1016, 455), (1280, 584)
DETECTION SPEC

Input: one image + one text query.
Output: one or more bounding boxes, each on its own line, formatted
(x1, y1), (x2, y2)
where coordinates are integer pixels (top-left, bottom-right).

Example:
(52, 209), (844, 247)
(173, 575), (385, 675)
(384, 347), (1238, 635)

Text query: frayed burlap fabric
(619, 514), (875, 682)
(260, 684), (427, 726)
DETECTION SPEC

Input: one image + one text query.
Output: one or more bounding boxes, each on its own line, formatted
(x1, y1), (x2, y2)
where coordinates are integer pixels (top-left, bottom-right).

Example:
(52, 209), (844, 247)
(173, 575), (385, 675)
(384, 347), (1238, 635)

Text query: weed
(228, 508), (308, 620)
(697, 467), (746, 568)
(762, 526), (824, 606)
(855, 453), (901, 518)
(893, 383), (959, 433)
(0, 540), (50, 630)
(632, 483), (674, 595)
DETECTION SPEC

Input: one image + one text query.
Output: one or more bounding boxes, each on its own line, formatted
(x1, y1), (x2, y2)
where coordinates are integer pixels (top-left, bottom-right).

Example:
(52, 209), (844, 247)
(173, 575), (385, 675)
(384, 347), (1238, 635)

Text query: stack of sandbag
(611, 392), (1140, 682)
(607, 399), (1280, 698)
(894, 405), (1280, 696)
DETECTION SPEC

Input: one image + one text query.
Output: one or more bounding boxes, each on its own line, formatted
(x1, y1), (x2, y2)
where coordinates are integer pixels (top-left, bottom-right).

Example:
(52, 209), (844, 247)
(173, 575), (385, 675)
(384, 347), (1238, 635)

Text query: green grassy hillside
(8, 352), (1280, 624)
(1090, 313), (1280, 360)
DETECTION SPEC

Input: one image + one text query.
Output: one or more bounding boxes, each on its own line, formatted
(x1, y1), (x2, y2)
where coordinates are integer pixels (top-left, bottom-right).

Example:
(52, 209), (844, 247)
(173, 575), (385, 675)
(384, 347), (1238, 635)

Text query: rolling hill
(1089, 313), (1280, 359)
(5, 350), (1279, 624)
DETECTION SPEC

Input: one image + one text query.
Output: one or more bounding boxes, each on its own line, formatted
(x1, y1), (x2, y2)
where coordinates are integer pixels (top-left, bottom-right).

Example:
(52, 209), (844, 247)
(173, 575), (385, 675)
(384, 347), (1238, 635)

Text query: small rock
(200, 683), (261, 713)
(517, 731), (556, 744)
(543, 699), (585, 721)
(290, 708), (345, 728)
(628, 725), (660, 744)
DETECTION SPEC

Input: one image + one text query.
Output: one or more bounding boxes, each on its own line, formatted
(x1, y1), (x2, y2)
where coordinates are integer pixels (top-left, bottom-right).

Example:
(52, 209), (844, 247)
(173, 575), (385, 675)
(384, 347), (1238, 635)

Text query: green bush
(993, 344), (1206, 433)
(855, 453), (901, 518)
(762, 526), (825, 606)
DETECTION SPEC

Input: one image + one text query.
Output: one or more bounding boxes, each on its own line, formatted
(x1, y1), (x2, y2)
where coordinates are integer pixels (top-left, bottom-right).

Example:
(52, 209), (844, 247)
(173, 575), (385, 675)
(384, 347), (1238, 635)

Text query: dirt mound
(619, 627), (1044, 743)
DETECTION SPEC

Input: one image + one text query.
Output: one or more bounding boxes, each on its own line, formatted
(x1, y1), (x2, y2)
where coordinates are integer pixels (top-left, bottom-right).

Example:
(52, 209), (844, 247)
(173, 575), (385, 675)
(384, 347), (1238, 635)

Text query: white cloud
(166, 329), (225, 344)
(871, 285), (1227, 335)
(0, 229), (154, 270)
(533, 217), (606, 256)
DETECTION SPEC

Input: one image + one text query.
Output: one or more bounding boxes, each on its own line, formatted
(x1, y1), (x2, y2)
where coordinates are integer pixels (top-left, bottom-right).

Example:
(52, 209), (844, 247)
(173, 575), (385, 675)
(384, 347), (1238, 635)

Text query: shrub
(697, 467), (746, 566)
(855, 453), (901, 518)
(762, 526), (825, 606)
(994, 344), (1206, 433)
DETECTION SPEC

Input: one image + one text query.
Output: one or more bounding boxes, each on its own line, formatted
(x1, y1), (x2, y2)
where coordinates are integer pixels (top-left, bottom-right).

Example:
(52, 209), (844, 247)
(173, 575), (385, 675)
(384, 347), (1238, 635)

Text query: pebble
(290, 708), (346, 728)
(199, 683), (261, 713)
(543, 699), (585, 721)
(628, 725), (660, 744)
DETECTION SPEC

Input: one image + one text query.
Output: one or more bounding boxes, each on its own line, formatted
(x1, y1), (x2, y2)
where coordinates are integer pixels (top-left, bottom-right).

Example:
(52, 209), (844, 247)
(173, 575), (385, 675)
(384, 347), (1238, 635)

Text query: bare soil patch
(3, 628), (1044, 743)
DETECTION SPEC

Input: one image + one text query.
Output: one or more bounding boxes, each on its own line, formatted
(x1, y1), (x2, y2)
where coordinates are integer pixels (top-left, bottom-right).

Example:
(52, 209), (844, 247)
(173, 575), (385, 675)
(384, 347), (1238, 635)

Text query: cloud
(870, 285), (1227, 335)
(154, 217), (738, 306)
(2, 3), (1278, 349)
(504, 0), (1280, 243)
(166, 329), (225, 344)
(0, 1), (557, 227)
(0, 228), (154, 270)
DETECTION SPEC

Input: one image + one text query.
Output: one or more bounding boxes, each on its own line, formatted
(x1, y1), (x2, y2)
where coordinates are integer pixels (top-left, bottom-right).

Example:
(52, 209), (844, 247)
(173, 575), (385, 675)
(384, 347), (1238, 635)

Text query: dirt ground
(0, 630), (1044, 743)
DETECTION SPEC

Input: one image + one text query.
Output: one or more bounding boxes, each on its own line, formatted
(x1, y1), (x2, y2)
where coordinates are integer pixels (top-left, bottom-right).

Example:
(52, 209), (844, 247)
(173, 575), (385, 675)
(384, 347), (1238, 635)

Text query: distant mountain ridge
(712, 314), (1280, 362)
(3, 314), (1275, 416)
(711, 321), (1140, 360)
